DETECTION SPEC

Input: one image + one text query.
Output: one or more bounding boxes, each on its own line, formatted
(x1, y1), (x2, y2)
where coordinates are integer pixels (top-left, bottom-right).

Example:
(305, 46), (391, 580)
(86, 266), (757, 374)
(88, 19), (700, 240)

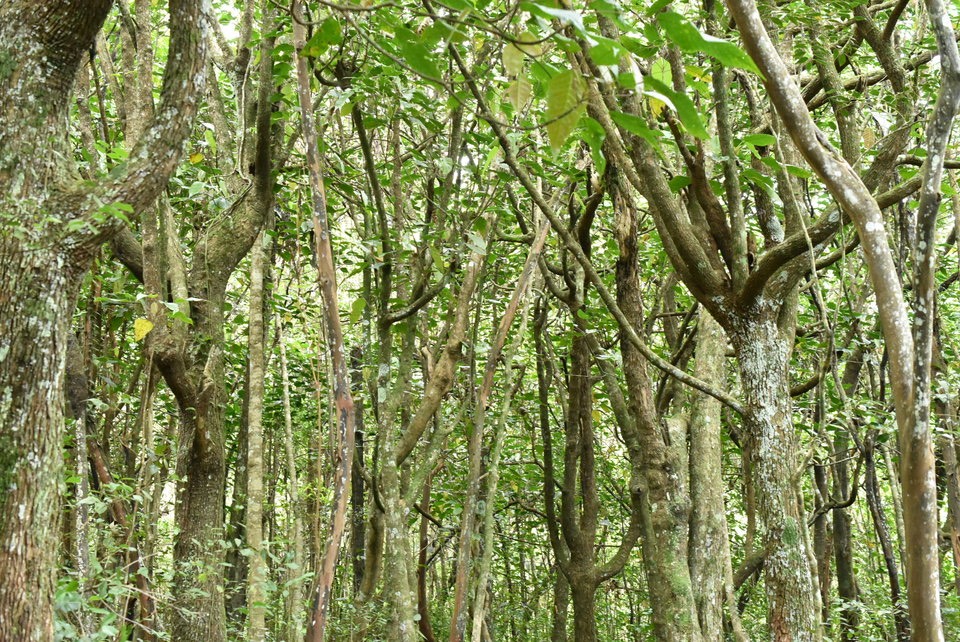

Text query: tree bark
(0, 1), (205, 638)
(244, 230), (270, 640)
(731, 314), (821, 642)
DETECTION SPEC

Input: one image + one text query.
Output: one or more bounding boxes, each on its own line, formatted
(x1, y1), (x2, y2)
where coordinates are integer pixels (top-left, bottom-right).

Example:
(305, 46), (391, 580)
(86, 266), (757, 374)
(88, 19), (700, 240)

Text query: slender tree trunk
(864, 433), (910, 642)
(551, 568), (569, 642)
(278, 323), (305, 642)
(688, 311), (743, 641)
(245, 230), (270, 640)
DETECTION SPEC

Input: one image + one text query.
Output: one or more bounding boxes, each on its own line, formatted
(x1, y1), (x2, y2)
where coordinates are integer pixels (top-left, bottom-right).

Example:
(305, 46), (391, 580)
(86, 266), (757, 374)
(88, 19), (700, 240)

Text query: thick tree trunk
(613, 177), (698, 642)
(0, 253), (73, 642)
(171, 402), (228, 640)
(731, 314), (822, 642)
(1, 2), (204, 638)
(569, 576), (599, 642)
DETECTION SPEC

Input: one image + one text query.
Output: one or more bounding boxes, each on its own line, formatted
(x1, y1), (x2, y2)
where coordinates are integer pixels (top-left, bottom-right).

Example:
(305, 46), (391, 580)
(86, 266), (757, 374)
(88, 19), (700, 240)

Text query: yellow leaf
(503, 43), (524, 77)
(506, 76), (532, 111)
(862, 127), (876, 150)
(648, 96), (665, 117)
(189, 152), (204, 164)
(134, 318), (155, 341)
(515, 32), (542, 57)
(545, 69), (585, 152)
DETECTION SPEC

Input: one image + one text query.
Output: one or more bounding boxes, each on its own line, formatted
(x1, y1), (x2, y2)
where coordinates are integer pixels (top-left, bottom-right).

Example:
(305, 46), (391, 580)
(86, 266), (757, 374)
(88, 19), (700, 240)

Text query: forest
(2, 0), (960, 640)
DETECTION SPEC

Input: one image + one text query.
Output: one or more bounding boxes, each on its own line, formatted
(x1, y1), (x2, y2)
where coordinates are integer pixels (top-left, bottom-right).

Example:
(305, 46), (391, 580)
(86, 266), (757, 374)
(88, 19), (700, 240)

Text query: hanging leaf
(134, 318), (155, 341)
(503, 43), (525, 77)
(644, 76), (709, 140)
(545, 69), (585, 152)
(506, 76), (532, 111)
(349, 298), (366, 324)
(581, 116), (607, 174)
(515, 31), (542, 57)
(657, 12), (761, 75)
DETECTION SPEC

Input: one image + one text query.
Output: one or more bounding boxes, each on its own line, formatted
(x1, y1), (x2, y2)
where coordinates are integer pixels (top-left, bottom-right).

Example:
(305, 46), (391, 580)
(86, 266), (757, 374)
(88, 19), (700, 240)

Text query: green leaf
(394, 26), (442, 80)
(302, 17), (342, 57)
(669, 175), (692, 193)
(581, 117), (607, 174)
(650, 57), (671, 85)
(588, 36), (622, 66)
(545, 69), (585, 152)
(657, 12), (760, 75)
(610, 111), (657, 144)
(466, 230), (487, 256)
(524, 3), (585, 32)
(743, 133), (777, 147)
(644, 76), (709, 140)
(515, 32), (543, 56)
(350, 298), (366, 324)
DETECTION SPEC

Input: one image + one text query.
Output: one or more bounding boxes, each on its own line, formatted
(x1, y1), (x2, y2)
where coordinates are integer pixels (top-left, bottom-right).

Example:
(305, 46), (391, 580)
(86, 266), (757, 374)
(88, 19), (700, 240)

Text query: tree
(0, 1), (205, 639)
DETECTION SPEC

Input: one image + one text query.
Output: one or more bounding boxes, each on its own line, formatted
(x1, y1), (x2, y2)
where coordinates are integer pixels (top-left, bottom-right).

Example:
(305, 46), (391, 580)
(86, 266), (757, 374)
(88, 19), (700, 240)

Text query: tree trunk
(244, 230), (270, 640)
(569, 576), (600, 642)
(551, 567), (569, 642)
(0, 254), (74, 642)
(171, 384), (228, 640)
(688, 311), (742, 641)
(0, 2), (205, 638)
(731, 315), (822, 641)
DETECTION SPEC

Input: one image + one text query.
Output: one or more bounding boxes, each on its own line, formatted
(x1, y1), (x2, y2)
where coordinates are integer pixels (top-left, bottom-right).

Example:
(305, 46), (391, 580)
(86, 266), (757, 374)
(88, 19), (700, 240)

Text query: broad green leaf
(644, 76), (709, 140)
(657, 12), (760, 75)
(588, 36), (623, 66)
(394, 26), (442, 80)
(651, 57), (671, 85)
(134, 318), (154, 341)
(503, 43), (525, 77)
(350, 298), (366, 324)
(610, 111), (657, 144)
(506, 76), (532, 111)
(669, 175), (692, 193)
(466, 230), (487, 256)
(545, 69), (585, 152)
(743, 133), (777, 147)
(524, 3), (585, 32)
(302, 17), (342, 57)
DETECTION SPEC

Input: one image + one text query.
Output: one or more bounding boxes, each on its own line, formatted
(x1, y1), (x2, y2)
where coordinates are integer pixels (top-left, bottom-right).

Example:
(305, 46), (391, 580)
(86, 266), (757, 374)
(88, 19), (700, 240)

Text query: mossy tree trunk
(0, 2), (205, 639)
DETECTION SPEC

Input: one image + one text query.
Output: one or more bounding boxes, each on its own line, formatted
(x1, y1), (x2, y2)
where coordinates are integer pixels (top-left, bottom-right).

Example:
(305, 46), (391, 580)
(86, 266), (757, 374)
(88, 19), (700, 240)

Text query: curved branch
(71, 0), (208, 249)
